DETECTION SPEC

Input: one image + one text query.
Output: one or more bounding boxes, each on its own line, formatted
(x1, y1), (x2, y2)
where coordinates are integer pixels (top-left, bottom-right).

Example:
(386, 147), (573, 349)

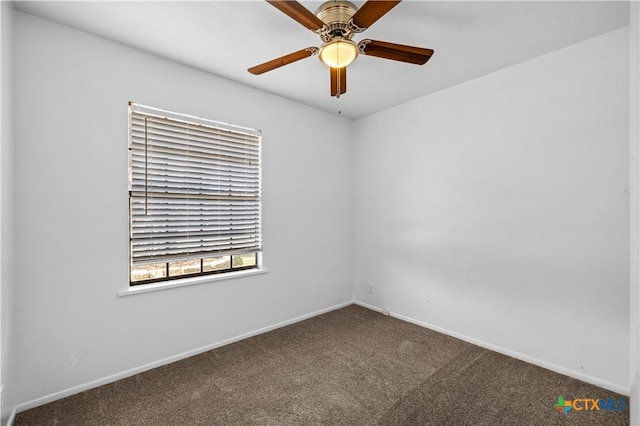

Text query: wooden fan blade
(330, 67), (347, 97)
(248, 48), (317, 75)
(266, 0), (326, 31)
(359, 39), (433, 65)
(351, 1), (401, 30)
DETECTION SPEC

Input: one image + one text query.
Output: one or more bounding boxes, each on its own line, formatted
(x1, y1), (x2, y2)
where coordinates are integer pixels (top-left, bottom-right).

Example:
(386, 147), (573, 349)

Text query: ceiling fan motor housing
(315, 1), (358, 42)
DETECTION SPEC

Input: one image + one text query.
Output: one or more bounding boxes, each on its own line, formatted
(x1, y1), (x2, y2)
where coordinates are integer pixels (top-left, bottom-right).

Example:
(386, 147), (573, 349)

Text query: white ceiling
(12, 0), (629, 120)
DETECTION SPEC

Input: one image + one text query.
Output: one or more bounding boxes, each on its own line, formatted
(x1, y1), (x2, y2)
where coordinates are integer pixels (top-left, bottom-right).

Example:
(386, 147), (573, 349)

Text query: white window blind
(128, 103), (262, 265)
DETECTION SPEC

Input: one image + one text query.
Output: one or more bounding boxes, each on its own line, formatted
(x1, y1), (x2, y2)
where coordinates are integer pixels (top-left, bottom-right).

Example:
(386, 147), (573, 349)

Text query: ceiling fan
(248, 0), (434, 97)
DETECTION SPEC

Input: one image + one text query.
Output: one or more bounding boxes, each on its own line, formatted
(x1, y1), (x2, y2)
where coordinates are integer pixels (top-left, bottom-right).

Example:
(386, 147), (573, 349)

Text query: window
(128, 103), (262, 286)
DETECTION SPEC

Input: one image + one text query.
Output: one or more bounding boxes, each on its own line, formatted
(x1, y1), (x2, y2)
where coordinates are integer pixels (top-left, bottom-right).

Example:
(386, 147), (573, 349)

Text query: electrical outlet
(367, 282), (374, 294)
(383, 308), (390, 316)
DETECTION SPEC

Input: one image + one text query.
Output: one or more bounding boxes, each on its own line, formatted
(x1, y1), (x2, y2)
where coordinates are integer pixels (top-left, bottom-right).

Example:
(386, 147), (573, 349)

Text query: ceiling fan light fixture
(319, 39), (358, 68)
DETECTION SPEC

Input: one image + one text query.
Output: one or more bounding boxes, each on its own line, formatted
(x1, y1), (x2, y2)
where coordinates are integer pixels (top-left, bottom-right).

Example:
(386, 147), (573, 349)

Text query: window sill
(118, 268), (268, 297)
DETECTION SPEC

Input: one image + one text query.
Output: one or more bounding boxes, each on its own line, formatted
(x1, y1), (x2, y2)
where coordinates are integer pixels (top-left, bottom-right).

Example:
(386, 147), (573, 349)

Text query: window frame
(130, 253), (259, 286)
(127, 102), (263, 287)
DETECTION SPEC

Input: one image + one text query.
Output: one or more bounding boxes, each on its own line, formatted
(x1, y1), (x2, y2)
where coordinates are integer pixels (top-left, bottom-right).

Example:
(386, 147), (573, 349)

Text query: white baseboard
(354, 300), (630, 396)
(10, 300), (353, 418)
(353, 300), (384, 314)
(0, 383), (17, 426)
(4, 407), (16, 426)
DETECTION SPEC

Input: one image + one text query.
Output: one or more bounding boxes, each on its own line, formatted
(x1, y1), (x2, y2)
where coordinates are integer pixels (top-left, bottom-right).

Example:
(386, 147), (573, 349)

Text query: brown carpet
(15, 304), (629, 425)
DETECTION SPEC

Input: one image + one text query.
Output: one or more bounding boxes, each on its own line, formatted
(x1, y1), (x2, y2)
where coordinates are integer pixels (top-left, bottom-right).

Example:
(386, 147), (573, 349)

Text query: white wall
(630, 3), (640, 424)
(0, 1), (15, 424)
(353, 27), (630, 392)
(7, 10), (353, 412)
